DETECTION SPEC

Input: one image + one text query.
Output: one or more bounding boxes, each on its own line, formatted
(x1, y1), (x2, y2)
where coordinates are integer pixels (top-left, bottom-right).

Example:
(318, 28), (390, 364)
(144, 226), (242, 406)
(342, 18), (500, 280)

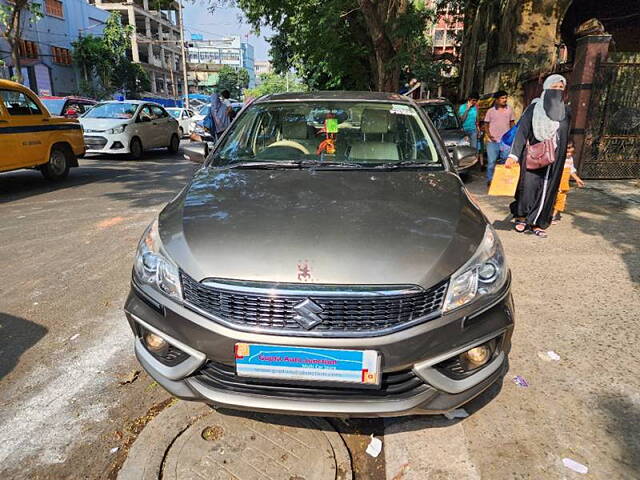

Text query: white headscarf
(532, 74), (567, 141)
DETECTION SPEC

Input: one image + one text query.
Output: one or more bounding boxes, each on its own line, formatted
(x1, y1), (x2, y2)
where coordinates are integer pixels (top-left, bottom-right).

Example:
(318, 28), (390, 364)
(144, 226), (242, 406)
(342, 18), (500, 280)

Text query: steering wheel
(265, 140), (309, 155)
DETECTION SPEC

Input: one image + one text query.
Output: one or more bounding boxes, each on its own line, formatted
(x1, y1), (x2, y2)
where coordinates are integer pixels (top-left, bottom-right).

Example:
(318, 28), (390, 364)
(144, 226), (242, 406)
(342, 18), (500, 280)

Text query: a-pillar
(568, 34), (612, 171)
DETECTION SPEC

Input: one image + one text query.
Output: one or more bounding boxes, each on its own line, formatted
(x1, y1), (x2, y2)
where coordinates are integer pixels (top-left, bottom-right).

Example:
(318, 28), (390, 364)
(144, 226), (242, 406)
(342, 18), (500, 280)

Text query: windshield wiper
(299, 160), (365, 169)
(374, 161), (442, 169)
(222, 161), (301, 169)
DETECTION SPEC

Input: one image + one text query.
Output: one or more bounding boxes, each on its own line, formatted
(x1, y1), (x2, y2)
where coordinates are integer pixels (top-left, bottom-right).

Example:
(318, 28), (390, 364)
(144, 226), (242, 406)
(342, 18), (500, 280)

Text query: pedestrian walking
(505, 74), (571, 237)
(551, 139), (585, 224)
(458, 92), (480, 157)
(205, 92), (231, 140)
(483, 90), (516, 186)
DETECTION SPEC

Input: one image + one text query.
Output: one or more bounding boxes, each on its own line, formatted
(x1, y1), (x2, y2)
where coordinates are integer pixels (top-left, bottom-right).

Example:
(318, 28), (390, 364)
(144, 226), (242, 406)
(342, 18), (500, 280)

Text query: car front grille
(193, 360), (430, 400)
(84, 135), (107, 149)
(180, 272), (448, 337)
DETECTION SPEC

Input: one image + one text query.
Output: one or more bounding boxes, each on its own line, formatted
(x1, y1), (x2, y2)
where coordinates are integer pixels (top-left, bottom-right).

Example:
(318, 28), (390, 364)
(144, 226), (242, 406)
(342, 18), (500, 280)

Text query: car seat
(349, 109), (399, 162)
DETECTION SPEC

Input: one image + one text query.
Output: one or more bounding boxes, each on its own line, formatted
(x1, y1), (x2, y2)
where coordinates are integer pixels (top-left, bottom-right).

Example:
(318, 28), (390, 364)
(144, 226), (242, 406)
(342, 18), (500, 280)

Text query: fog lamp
(144, 332), (169, 355)
(461, 345), (491, 368)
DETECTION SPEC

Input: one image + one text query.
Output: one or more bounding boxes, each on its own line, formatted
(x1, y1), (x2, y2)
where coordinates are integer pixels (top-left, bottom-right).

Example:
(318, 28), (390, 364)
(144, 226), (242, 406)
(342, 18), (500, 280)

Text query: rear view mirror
(452, 145), (476, 166)
(183, 142), (208, 164)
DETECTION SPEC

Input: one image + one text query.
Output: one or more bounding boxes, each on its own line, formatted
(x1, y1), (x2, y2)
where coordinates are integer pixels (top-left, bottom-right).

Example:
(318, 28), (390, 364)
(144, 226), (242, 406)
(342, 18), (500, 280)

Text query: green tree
(244, 72), (307, 98)
(71, 12), (150, 98)
(0, 0), (42, 83)
(213, 0), (445, 92)
(217, 65), (250, 98)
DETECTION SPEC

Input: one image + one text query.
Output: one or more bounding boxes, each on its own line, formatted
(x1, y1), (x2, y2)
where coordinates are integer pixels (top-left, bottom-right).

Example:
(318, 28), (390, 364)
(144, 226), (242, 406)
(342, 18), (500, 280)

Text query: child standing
(552, 140), (585, 223)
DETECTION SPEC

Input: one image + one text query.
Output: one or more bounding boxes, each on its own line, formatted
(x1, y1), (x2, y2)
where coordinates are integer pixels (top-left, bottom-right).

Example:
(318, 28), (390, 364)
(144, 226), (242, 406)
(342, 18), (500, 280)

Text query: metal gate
(582, 62), (640, 179)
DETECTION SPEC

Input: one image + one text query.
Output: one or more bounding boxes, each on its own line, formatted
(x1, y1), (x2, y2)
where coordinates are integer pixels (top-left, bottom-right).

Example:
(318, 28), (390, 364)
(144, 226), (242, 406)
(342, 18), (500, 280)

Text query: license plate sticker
(235, 343), (381, 385)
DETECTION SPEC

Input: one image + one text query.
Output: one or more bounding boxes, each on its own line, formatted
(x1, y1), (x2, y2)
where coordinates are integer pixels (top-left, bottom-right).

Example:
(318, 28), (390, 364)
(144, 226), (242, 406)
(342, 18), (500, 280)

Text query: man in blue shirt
(458, 92), (480, 153)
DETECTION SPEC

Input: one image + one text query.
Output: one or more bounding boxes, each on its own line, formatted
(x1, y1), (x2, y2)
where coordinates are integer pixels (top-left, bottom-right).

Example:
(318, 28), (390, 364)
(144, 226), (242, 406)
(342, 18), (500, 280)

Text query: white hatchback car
(80, 100), (180, 160)
(166, 107), (196, 137)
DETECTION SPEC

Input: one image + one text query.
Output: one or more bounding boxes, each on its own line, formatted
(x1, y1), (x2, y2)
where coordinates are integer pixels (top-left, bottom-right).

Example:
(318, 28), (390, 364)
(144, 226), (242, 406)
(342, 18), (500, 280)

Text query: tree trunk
(9, 40), (22, 84)
(7, 4), (24, 83)
(357, 0), (407, 92)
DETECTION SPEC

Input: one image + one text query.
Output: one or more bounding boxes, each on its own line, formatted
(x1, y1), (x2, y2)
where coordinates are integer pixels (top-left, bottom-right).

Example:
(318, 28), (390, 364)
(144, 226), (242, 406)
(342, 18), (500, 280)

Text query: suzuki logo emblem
(293, 298), (324, 329)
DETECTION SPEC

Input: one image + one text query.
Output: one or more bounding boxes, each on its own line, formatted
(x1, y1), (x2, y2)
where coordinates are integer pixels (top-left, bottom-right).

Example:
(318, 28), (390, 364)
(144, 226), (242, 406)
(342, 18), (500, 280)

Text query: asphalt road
(0, 147), (199, 479)
(1, 150), (639, 480)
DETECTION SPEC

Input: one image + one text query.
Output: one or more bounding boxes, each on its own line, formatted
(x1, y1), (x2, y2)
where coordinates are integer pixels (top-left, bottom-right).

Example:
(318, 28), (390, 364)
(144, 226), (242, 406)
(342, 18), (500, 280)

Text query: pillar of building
(162, 73), (168, 94)
(568, 34), (612, 171)
(150, 70), (157, 93)
(127, 7), (140, 62)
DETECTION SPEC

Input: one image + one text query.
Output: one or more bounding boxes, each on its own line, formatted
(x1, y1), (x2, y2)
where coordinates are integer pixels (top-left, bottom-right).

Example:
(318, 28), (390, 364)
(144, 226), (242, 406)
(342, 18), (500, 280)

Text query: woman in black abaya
(505, 74), (570, 237)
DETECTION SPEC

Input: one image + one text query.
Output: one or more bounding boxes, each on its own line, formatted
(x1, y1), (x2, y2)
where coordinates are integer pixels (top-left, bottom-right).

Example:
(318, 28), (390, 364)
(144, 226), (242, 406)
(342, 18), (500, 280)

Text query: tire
(130, 137), (143, 160)
(168, 134), (180, 154)
(179, 127), (184, 138)
(41, 145), (70, 181)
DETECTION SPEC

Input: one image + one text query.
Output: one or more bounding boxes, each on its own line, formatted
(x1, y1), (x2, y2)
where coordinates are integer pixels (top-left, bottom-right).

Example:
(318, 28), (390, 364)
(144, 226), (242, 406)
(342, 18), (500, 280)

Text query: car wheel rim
(50, 150), (66, 175)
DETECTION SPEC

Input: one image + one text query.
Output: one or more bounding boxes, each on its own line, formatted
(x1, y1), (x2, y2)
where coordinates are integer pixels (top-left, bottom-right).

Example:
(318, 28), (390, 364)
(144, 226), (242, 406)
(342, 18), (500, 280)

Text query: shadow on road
(0, 313), (48, 381)
(0, 152), (198, 209)
(598, 395), (640, 475)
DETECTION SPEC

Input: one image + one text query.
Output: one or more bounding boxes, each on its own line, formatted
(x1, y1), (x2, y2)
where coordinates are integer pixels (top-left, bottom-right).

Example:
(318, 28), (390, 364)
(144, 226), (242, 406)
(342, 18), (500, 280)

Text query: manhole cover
(161, 410), (352, 480)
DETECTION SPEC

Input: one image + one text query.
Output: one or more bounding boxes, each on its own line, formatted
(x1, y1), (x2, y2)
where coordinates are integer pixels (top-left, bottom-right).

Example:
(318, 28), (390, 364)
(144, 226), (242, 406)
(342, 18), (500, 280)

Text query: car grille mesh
(194, 360), (430, 399)
(180, 272), (447, 336)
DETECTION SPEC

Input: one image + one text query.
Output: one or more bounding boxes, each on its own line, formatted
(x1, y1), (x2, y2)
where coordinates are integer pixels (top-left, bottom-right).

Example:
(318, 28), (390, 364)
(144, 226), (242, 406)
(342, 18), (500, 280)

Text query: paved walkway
(384, 175), (640, 479)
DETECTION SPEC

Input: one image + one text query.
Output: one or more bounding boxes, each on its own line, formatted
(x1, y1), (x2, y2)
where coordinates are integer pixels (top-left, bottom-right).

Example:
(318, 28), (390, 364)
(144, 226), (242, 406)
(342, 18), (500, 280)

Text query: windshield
(211, 101), (441, 168)
(41, 99), (65, 115)
(167, 109), (181, 119)
(422, 103), (460, 130)
(83, 103), (138, 119)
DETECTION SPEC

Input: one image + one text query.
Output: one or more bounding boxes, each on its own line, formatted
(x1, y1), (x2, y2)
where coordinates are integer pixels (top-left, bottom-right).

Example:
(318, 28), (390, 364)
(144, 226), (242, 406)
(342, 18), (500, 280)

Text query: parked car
(417, 98), (478, 173)
(167, 107), (196, 137)
(0, 79), (84, 180)
(124, 91), (513, 417)
(191, 104), (209, 125)
(40, 96), (97, 118)
(79, 100), (180, 160)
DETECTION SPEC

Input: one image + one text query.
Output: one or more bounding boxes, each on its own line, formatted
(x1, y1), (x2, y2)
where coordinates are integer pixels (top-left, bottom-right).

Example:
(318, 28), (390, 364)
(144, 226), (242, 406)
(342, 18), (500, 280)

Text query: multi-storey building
(0, 0), (109, 95)
(90, 0), (185, 96)
(254, 60), (271, 77)
(187, 36), (256, 91)
(429, 3), (464, 59)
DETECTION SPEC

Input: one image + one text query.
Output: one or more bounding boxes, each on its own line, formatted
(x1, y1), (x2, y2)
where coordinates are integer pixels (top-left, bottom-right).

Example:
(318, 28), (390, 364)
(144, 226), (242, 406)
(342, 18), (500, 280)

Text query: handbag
(525, 135), (556, 170)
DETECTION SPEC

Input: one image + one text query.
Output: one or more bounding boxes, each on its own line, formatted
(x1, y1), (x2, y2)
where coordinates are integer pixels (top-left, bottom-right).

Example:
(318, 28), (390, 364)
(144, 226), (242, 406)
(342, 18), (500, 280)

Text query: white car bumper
(83, 132), (131, 154)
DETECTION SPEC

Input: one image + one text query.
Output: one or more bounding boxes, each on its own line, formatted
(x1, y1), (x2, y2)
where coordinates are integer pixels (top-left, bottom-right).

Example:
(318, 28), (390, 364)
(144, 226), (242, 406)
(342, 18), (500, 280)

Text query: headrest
(361, 109), (391, 134)
(282, 115), (308, 139)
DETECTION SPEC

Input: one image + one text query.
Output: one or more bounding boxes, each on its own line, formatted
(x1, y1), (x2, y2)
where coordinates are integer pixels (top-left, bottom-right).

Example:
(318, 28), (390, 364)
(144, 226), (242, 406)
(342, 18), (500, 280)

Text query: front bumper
(84, 133), (130, 154)
(124, 279), (514, 417)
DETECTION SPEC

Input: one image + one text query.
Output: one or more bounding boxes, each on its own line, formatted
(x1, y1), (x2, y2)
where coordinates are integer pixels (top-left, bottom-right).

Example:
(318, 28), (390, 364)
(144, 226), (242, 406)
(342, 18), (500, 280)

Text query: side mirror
(138, 116), (151, 123)
(183, 142), (208, 164)
(452, 145), (477, 166)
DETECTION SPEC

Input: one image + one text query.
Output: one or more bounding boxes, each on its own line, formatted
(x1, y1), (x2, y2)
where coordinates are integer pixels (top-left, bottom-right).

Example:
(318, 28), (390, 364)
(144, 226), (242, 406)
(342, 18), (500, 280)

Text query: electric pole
(178, 0), (189, 109)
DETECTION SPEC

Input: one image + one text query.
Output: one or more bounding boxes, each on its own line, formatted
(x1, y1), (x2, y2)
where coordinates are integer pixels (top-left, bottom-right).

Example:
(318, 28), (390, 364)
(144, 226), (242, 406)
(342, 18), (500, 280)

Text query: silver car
(125, 91), (514, 417)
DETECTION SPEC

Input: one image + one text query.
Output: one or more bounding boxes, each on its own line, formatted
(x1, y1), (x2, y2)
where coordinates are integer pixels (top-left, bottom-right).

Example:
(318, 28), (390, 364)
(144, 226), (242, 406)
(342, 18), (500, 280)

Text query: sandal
(531, 228), (547, 238)
(514, 221), (527, 233)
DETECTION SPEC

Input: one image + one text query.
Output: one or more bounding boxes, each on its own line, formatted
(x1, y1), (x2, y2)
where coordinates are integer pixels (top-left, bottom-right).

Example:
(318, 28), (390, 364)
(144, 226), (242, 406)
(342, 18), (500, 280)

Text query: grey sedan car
(417, 98), (479, 173)
(124, 91), (514, 417)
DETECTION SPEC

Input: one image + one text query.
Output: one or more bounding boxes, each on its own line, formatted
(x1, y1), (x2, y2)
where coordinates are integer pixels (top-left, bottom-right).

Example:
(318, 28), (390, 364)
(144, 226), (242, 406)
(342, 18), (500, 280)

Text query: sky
(182, 1), (274, 61)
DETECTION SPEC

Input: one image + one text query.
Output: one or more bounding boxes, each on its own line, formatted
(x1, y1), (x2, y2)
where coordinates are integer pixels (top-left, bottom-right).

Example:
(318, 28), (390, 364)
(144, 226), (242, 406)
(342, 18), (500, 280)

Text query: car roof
(40, 95), (96, 102)
(416, 98), (453, 106)
(258, 91), (414, 104)
(96, 100), (156, 105)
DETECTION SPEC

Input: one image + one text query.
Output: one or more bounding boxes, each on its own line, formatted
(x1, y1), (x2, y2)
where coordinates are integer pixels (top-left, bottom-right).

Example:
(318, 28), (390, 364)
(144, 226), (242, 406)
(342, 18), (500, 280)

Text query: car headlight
(106, 124), (127, 134)
(133, 219), (182, 300)
(443, 225), (507, 312)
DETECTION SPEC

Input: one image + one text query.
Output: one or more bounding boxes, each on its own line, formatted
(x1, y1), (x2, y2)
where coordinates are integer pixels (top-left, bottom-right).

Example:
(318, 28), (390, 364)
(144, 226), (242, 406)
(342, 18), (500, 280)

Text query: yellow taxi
(0, 79), (85, 181)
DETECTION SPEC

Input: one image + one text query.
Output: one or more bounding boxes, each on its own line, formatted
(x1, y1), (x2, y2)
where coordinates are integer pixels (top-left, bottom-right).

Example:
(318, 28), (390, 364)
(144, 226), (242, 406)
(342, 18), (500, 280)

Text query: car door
(0, 87), (49, 170)
(151, 105), (173, 147)
(136, 105), (158, 148)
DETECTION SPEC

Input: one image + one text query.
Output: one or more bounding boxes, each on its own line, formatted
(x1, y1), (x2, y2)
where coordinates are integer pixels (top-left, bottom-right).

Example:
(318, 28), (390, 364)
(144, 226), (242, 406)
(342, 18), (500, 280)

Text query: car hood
(79, 117), (131, 131)
(438, 129), (468, 146)
(159, 168), (487, 289)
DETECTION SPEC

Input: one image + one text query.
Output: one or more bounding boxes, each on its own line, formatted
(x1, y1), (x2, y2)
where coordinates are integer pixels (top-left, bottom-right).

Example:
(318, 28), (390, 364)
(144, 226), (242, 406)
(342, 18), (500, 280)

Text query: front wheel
(168, 134), (180, 154)
(41, 146), (70, 181)
(129, 137), (143, 160)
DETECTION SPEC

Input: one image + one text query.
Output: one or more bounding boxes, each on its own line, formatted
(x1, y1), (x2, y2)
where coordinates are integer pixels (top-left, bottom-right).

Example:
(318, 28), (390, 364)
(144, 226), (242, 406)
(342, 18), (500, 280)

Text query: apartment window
(45, 0), (64, 18)
(18, 40), (39, 59)
(52, 46), (72, 65)
(433, 30), (445, 47)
